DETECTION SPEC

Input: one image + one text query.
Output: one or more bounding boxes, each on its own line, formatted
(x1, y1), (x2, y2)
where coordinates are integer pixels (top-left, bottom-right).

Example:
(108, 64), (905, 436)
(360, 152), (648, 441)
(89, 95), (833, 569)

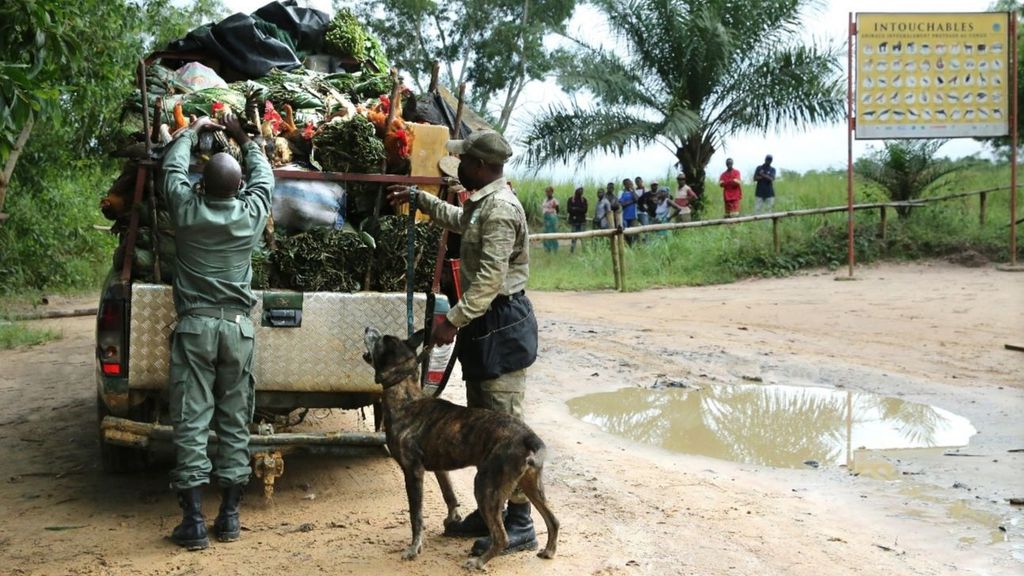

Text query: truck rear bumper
(100, 415), (386, 452)
(100, 416), (388, 498)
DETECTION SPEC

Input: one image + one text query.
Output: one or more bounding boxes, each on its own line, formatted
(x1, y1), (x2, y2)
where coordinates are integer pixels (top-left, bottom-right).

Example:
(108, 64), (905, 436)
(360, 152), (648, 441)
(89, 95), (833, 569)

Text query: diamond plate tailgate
(128, 283), (426, 392)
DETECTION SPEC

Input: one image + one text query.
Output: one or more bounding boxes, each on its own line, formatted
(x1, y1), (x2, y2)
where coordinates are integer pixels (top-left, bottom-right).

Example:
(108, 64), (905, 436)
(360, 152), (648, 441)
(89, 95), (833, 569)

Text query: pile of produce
(103, 5), (453, 294)
(265, 216), (441, 293)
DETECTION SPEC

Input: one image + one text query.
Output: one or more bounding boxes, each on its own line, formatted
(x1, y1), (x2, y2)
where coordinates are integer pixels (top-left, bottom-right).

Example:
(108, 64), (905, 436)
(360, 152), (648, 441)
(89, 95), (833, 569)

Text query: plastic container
(426, 296), (455, 386)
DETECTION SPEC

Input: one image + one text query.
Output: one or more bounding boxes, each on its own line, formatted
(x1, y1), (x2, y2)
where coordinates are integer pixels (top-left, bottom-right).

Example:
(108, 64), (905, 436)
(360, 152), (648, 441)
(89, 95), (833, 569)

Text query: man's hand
(386, 184), (414, 208)
(221, 113), (249, 145)
(188, 116), (223, 134)
(431, 317), (458, 346)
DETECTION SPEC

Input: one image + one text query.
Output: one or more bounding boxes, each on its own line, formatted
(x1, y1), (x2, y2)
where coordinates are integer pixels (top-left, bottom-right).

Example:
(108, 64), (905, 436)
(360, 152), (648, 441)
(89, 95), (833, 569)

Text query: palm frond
(713, 42), (845, 136)
(516, 103), (668, 168)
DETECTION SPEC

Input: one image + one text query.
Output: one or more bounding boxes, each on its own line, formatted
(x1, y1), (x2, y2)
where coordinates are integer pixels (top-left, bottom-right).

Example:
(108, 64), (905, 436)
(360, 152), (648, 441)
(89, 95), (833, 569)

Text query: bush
(0, 162), (117, 295)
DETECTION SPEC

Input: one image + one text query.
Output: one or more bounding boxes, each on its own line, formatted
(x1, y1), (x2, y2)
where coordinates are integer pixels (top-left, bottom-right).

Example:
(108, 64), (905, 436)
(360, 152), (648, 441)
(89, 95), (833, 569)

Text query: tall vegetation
(351, 0), (577, 131)
(0, 0), (224, 294)
(521, 0), (845, 216)
(854, 140), (961, 219)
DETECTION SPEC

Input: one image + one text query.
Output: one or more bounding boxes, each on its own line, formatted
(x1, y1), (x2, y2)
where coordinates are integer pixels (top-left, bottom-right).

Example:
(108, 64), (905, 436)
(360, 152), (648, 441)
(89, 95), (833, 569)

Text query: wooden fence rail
(529, 186), (1016, 291)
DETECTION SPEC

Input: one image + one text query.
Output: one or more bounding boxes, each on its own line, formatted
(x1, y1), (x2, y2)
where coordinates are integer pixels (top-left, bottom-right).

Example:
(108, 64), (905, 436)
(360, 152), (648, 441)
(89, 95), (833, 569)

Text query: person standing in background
(718, 158), (742, 218)
(594, 187), (611, 229)
(674, 174), (698, 222)
(754, 154), (776, 214)
(566, 186), (588, 253)
(541, 186), (560, 253)
(618, 178), (639, 245)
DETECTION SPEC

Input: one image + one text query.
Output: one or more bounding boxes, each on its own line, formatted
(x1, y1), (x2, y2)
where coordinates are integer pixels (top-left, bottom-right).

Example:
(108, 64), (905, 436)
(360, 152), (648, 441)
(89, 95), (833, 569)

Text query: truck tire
(96, 395), (147, 473)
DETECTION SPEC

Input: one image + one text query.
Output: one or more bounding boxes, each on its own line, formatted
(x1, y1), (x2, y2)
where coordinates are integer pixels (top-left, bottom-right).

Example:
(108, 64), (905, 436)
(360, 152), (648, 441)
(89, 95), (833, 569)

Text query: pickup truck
(95, 56), (460, 498)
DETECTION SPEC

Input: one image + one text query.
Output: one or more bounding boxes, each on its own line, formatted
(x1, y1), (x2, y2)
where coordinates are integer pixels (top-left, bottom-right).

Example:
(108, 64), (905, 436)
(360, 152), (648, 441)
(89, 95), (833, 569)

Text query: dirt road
(1, 262), (1022, 575)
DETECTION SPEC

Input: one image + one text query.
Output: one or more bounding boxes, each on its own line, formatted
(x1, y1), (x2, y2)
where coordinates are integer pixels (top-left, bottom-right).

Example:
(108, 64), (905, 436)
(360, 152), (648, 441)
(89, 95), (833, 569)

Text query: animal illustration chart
(855, 12), (1011, 139)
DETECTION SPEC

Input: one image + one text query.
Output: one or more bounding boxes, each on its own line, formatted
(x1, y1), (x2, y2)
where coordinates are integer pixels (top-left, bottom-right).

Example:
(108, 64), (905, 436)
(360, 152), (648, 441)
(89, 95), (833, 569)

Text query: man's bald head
(203, 153), (242, 197)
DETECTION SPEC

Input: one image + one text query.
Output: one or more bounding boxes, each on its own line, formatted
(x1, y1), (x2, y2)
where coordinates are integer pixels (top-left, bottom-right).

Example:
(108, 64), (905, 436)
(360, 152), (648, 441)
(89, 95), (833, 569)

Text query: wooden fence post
(614, 210), (626, 291)
(609, 230), (621, 290)
(772, 217), (781, 255)
(878, 206), (887, 241)
(979, 192), (987, 226)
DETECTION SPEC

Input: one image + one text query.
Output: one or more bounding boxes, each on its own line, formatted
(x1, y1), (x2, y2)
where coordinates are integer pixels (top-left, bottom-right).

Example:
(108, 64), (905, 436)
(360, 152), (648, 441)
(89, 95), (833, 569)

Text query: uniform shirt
(754, 164), (776, 198)
(416, 177), (529, 328)
(162, 130), (274, 315)
(719, 168), (742, 201)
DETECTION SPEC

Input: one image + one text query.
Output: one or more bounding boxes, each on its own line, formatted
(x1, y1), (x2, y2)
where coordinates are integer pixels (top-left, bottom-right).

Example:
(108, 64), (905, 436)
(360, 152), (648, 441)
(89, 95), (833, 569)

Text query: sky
(222, 0), (998, 181)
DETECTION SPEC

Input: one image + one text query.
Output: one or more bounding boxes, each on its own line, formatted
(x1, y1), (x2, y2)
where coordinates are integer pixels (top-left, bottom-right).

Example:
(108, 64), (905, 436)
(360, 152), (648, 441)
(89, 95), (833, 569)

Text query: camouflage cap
(446, 130), (513, 165)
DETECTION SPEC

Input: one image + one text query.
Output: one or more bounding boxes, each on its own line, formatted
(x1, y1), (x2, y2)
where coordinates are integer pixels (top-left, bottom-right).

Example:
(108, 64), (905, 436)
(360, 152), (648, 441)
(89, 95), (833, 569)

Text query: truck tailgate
(128, 283), (426, 392)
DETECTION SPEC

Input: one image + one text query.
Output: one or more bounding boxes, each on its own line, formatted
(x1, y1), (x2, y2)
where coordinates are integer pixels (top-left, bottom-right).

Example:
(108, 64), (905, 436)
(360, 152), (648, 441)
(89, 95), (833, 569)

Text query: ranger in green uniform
(387, 130), (539, 557)
(161, 114), (273, 550)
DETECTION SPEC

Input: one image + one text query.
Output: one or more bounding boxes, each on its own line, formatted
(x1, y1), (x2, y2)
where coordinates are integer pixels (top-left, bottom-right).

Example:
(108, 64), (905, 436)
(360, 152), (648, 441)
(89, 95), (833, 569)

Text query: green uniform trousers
(169, 313), (255, 491)
(466, 369), (528, 503)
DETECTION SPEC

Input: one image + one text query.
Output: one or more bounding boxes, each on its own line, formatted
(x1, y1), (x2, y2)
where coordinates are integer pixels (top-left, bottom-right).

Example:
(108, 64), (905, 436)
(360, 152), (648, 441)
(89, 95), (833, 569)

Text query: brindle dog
(362, 326), (559, 570)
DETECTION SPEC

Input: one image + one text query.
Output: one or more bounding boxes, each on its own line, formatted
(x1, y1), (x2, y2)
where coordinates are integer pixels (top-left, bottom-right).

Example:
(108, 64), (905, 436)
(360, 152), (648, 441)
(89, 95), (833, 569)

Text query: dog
(362, 326), (558, 569)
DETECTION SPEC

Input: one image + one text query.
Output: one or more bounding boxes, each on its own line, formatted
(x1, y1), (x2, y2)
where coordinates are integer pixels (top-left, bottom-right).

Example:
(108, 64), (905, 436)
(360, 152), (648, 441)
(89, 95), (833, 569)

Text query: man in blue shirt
(618, 178), (638, 245)
(754, 154), (776, 214)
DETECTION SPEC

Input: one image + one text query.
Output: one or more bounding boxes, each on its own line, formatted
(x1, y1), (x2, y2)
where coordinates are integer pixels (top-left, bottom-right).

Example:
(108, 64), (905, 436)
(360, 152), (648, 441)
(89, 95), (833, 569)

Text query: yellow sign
(855, 13), (1010, 139)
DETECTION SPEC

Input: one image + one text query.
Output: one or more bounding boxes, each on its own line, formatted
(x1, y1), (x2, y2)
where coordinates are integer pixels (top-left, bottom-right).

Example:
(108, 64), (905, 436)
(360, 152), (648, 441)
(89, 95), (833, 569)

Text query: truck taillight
(97, 300), (125, 377)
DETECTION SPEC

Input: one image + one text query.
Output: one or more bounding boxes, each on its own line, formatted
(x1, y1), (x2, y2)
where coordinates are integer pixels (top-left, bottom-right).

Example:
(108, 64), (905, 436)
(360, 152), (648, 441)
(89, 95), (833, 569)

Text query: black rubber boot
(171, 487), (209, 551)
(212, 484), (244, 542)
(443, 508), (507, 538)
(470, 502), (537, 556)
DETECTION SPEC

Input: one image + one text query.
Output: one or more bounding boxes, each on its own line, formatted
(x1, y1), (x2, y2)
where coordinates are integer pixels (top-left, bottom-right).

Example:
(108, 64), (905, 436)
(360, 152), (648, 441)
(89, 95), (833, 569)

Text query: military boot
(171, 487), (209, 551)
(443, 508), (507, 538)
(212, 484), (244, 542)
(470, 501), (537, 556)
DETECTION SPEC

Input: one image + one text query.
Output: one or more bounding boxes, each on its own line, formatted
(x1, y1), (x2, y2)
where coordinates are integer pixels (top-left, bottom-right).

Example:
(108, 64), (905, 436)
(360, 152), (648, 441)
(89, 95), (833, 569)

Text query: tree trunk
(676, 133), (715, 218)
(0, 114), (35, 215)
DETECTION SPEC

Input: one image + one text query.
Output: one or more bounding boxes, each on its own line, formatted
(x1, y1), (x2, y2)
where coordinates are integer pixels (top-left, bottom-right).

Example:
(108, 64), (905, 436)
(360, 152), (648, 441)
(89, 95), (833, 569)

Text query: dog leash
(406, 188), (418, 339)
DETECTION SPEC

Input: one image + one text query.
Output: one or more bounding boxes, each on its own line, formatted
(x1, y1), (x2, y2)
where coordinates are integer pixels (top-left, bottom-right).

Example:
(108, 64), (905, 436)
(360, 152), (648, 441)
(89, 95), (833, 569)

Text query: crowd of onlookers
(538, 154), (777, 253)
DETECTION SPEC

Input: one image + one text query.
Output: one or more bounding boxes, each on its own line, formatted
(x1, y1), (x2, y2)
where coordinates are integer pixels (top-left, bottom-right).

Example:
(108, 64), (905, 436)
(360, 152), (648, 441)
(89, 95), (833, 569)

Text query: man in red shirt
(718, 157), (742, 218)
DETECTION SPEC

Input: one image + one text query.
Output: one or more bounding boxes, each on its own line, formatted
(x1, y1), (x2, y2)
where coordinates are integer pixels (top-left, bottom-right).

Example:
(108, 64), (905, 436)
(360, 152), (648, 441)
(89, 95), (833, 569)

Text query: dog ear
(407, 329), (426, 351)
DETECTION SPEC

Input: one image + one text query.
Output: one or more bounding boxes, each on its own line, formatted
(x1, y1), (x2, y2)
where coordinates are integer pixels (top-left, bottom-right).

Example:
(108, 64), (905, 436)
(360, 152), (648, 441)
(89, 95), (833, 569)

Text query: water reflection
(567, 384), (976, 468)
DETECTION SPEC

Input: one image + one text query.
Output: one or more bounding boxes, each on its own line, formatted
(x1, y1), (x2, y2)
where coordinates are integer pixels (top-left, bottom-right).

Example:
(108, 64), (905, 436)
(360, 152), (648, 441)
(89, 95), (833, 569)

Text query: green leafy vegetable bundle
(312, 115), (385, 173)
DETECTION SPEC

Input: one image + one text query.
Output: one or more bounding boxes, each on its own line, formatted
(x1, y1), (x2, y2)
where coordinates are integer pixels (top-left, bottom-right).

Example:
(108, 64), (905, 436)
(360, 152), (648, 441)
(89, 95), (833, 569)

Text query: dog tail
(524, 434), (546, 469)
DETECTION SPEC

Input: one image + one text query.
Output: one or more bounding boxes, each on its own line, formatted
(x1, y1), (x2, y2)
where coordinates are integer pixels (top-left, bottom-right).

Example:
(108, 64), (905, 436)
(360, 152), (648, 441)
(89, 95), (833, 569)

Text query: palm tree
(520, 0), (845, 215)
(854, 139), (961, 219)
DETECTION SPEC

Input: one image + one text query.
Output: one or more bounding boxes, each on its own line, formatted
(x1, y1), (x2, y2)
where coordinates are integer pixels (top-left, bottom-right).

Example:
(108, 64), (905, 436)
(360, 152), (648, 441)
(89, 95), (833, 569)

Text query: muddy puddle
(568, 383), (976, 469)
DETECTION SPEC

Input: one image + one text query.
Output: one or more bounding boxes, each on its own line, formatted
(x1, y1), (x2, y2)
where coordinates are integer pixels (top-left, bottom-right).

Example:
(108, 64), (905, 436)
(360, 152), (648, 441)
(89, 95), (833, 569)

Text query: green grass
(519, 161), (1021, 291)
(0, 322), (62, 350)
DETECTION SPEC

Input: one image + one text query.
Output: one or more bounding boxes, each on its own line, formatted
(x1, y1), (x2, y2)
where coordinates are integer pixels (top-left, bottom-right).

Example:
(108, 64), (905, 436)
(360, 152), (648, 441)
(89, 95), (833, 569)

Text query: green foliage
(854, 140), (962, 219)
(350, 0), (577, 131)
(0, 164), (117, 293)
(522, 0), (845, 205)
(312, 115), (386, 173)
(324, 7), (390, 73)
(0, 0), (226, 295)
(0, 322), (61, 350)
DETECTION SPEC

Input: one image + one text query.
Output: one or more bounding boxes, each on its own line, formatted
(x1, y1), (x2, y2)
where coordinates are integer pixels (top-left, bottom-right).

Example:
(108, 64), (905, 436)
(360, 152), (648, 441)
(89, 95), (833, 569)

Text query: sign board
(855, 12), (1010, 139)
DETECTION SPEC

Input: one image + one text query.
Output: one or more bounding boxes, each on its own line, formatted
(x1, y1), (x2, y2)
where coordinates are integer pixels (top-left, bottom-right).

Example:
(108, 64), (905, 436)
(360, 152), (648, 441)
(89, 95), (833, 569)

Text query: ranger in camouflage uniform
(387, 130), (540, 557)
(161, 114), (273, 550)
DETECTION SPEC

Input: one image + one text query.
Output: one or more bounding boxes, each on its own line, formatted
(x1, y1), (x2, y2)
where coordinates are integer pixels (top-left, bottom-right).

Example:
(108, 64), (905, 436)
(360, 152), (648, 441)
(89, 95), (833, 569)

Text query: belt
(492, 290), (525, 304)
(186, 307), (250, 323)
